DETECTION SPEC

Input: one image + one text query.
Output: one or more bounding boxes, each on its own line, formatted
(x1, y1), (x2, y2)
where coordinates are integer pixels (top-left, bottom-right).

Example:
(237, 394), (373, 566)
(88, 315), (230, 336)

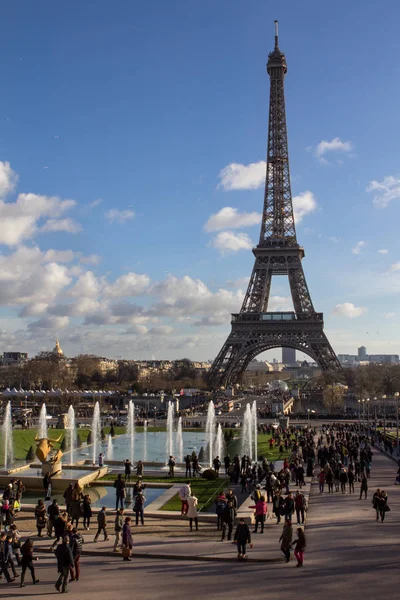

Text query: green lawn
(257, 433), (292, 462)
(159, 478), (228, 512)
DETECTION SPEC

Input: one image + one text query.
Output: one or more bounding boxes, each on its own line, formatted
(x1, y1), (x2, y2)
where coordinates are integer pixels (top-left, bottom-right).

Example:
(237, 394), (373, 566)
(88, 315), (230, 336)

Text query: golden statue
(34, 434), (63, 464)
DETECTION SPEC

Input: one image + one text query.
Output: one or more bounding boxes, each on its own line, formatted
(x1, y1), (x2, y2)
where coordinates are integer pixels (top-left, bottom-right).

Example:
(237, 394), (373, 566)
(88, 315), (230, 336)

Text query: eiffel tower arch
(208, 21), (341, 389)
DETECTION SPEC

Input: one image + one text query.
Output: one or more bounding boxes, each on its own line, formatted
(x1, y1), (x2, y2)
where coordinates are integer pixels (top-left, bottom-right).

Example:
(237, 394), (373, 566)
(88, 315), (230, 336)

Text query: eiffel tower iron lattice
(208, 21), (341, 388)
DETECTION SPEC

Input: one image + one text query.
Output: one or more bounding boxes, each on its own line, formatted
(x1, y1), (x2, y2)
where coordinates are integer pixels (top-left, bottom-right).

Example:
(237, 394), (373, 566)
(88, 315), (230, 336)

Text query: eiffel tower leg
(310, 333), (342, 372)
(207, 333), (248, 388)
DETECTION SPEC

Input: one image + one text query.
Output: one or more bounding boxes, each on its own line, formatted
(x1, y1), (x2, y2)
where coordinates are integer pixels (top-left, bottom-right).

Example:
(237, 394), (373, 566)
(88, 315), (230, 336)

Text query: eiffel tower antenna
(208, 22), (341, 388)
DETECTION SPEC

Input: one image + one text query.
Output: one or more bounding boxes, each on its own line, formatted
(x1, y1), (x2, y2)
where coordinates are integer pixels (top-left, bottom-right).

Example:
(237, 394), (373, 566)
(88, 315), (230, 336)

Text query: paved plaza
(4, 446), (399, 600)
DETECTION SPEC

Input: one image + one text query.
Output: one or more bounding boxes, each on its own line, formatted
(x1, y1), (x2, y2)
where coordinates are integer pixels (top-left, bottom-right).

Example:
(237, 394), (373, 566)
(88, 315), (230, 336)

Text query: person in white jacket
(187, 494), (198, 532)
(178, 482), (191, 516)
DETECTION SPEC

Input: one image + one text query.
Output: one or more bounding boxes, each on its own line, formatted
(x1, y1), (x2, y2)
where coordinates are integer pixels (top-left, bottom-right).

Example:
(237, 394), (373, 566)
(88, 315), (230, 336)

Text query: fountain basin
(0, 466), (108, 492)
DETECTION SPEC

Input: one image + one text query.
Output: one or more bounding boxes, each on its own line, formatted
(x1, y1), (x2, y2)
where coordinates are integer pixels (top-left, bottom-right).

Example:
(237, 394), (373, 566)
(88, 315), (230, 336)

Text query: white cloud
(80, 254), (101, 265)
(42, 250), (76, 263)
(389, 263), (400, 272)
(41, 218), (82, 234)
(225, 276), (250, 289)
(292, 191), (317, 223)
(149, 325), (174, 336)
(332, 303), (367, 318)
(378, 249), (388, 255)
(104, 273), (151, 297)
(385, 312), (396, 319)
(217, 161), (266, 191)
(329, 236), (341, 243)
(204, 207), (261, 232)
(28, 315), (69, 330)
(89, 199), (102, 208)
(0, 161), (18, 197)
(367, 176), (400, 208)
(315, 137), (352, 162)
(105, 209), (135, 223)
(209, 231), (253, 254)
(352, 241), (365, 255)
(69, 271), (103, 299)
(0, 189), (78, 246)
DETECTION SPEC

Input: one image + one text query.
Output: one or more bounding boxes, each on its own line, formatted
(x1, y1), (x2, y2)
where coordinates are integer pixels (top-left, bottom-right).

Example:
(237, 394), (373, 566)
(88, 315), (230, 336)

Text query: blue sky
(0, 0), (399, 361)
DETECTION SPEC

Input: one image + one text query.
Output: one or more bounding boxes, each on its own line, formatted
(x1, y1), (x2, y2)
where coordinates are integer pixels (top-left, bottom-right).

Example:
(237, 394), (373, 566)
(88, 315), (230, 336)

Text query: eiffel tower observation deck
(208, 21), (341, 388)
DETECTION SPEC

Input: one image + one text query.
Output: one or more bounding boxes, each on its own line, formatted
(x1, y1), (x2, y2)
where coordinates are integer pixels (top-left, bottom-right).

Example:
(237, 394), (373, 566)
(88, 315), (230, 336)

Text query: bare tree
(323, 384), (346, 413)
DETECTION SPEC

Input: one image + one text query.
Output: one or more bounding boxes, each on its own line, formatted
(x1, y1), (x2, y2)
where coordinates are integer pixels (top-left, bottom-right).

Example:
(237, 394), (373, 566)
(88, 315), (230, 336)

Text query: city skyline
(0, 2), (400, 361)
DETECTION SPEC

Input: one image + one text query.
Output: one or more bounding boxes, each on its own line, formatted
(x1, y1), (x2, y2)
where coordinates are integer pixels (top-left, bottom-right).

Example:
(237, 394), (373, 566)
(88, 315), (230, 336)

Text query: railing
(232, 312), (323, 323)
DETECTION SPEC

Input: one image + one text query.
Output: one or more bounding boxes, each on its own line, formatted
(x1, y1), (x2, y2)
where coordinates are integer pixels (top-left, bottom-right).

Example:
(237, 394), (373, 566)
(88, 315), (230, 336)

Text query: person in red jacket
(249, 496), (267, 533)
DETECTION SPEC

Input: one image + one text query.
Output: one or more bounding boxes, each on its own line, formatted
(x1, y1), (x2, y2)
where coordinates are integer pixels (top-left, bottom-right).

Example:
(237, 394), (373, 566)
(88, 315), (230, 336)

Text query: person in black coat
(233, 518), (252, 559)
(55, 537), (74, 593)
(221, 501), (236, 541)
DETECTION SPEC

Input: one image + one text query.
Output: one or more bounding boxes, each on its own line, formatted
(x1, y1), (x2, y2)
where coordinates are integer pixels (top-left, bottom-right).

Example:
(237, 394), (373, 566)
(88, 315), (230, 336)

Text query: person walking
(4, 532), (18, 579)
(178, 481), (191, 516)
(34, 499), (47, 537)
(348, 468), (355, 494)
(359, 474), (368, 500)
(187, 494), (199, 532)
(215, 492), (227, 530)
(372, 489), (381, 521)
(221, 501), (236, 541)
(326, 468), (334, 494)
(55, 536), (74, 593)
(69, 527), (83, 582)
(82, 495), (92, 530)
(185, 455), (192, 477)
(293, 527), (306, 567)
(122, 516), (133, 561)
(20, 538), (39, 587)
(0, 532), (15, 584)
(124, 459), (132, 482)
(249, 496), (267, 534)
(63, 484), (74, 516)
(9, 524), (22, 566)
(378, 490), (389, 523)
(69, 497), (82, 529)
(51, 512), (68, 550)
(279, 519), (293, 563)
(213, 456), (221, 474)
(94, 506), (108, 542)
(294, 491), (306, 525)
(168, 455), (176, 477)
(134, 492), (145, 526)
(113, 508), (124, 551)
(113, 474), (126, 511)
(233, 517), (252, 560)
(47, 499), (60, 537)
(273, 490), (284, 524)
(318, 470), (325, 494)
(339, 469), (348, 494)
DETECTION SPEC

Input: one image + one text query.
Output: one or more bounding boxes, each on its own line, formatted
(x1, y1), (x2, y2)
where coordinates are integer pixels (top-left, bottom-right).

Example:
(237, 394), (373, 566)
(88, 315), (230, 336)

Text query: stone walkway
(16, 476), (312, 563)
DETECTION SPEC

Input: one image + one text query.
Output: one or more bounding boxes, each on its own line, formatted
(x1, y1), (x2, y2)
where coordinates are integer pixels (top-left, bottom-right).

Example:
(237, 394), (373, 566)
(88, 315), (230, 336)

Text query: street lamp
(366, 398), (370, 438)
(382, 394), (387, 437)
(361, 398), (366, 435)
(373, 396), (377, 428)
(394, 392), (399, 455)
(357, 399), (361, 432)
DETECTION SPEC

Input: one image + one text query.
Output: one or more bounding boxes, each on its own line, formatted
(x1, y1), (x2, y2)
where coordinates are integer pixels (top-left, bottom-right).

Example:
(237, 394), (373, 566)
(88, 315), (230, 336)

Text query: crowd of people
(2, 421), (399, 585)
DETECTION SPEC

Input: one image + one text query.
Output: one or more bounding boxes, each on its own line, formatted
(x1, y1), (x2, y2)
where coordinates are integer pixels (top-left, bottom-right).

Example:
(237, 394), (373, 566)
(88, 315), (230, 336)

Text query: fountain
(166, 401), (174, 459)
(106, 434), (114, 461)
(38, 403), (48, 439)
(241, 403), (253, 462)
(2, 401), (14, 469)
(205, 400), (216, 467)
(127, 400), (135, 464)
(176, 416), (183, 462)
(91, 401), (101, 465)
(215, 422), (224, 462)
(143, 419), (148, 462)
(252, 400), (258, 462)
(67, 405), (76, 465)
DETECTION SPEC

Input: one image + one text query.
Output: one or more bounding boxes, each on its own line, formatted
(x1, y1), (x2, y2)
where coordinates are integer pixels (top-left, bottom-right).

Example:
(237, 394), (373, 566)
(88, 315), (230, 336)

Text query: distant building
(282, 347), (296, 365)
(2, 352), (28, 366)
(338, 345), (399, 366)
(52, 339), (64, 357)
(358, 346), (367, 360)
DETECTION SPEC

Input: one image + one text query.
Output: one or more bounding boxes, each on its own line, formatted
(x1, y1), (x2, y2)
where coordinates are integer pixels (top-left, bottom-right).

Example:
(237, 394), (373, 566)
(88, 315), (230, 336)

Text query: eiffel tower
(208, 21), (341, 388)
